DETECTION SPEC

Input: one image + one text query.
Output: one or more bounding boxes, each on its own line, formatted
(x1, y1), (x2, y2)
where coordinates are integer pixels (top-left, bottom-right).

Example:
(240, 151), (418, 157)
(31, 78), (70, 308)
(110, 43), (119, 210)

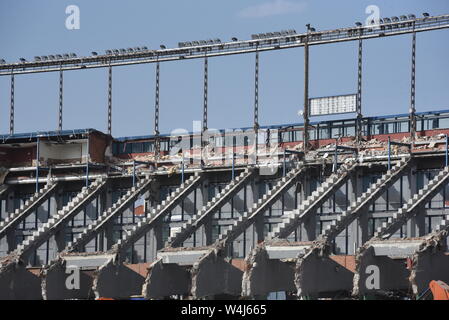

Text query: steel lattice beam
(1, 15), (447, 76)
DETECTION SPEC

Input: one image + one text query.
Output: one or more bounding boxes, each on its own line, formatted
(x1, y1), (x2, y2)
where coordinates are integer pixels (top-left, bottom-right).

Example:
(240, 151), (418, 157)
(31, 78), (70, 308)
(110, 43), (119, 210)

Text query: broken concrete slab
(92, 258), (148, 299)
(242, 244), (296, 298)
(143, 258), (192, 299)
(191, 248), (243, 299)
(295, 248), (354, 298)
(352, 245), (410, 297)
(0, 260), (42, 300)
(42, 258), (96, 300)
(410, 243), (449, 296)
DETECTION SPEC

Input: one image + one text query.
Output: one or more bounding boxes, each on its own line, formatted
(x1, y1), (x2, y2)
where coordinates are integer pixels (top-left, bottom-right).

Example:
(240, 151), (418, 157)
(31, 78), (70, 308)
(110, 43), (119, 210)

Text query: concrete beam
(158, 249), (210, 265)
(370, 240), (423, 258)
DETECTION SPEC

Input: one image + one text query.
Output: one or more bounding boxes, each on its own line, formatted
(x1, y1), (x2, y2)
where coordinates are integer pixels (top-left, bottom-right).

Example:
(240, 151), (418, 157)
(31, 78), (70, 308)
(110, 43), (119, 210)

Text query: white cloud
(238, 0), (307, 18)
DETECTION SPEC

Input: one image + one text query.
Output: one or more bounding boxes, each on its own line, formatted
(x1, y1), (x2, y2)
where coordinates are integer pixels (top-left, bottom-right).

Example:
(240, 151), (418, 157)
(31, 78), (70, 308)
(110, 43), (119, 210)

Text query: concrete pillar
(299, 171), (311, 241)
(6, 190), (14, 214)
(6, 190), (15, 252)
(103, 187), (114, 250)
(197, 179), (209, 247)
(153, 220), (164, 252)
(302, 210), (316, 241)
(249, 178), (260, 248)
(54, 229), (66, 253)
(203, 215), (213, 246)
(254, 215), (265, 244)
(6, 231), (15, 253)
(406, 165), (418, 237)
(351, 169), (369, 250)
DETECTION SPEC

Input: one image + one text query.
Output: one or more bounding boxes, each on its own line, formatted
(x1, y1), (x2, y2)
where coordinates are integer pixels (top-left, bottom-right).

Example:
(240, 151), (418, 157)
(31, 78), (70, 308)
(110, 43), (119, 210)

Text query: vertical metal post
(58, 67), (63, 131)
(132, 160), (136, 187)
(410, 28), (417, 141)
(181, 155), (185, 184)
(36, 137), (40, 193)
(107, 64), (112, 135)
(446, 134), (449, 167)
(203, 54), (208, 133)
(154, 61), (161, 160)
(10, 71), (15, 135)
(283, 149), (286, 177)
(334, 139), (338, 173)
(303, 38), (310, 153)
(86, 135), (90, 187)
(232, 153), (235, 180)
(254, 49), (260, 164)
(356, 37), (363, 142)
(388, 136), (391, 170)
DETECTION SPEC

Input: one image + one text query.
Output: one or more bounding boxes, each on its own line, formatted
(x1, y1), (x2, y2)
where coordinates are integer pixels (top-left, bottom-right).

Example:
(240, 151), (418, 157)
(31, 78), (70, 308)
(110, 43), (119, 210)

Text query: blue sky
(0, 0), (448, 137)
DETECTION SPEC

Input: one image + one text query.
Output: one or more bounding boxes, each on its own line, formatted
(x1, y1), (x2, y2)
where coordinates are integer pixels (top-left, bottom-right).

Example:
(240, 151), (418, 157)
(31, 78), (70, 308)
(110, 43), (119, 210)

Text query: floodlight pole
(203, 52), (208, 133)
(107, 63), (112, 135)
(9, 69), (14, 135)
(303, 26), (310, 153)
(254, 48), (260, 164)
(35, 137), (40, 193)
(58, 66), (63, 131)
(356, 32), (363, 143)
(410, 23), (417, 142)
(154, 59), (161, 160)
(201, 52), (208, 166)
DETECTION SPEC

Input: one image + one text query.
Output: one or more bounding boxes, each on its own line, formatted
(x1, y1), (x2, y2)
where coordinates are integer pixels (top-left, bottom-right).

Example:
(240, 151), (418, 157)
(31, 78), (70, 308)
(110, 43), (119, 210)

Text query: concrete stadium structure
(0, 13), (449, 299)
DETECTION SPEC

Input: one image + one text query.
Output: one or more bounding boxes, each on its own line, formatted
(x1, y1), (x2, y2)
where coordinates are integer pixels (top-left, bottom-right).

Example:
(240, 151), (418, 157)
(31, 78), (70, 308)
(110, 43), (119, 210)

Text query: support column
(6, 191), (15, 252)
(351, 170), (368, 250)
(254, 50), (260, 164)
(200, 179), (212, 246)
(409, 30), (417, 141)
(103, 187), (114, 250)
(9, 71), (15, 135)
(300, 171), (315, 241)
(107, 64), (112, 135)
(58, 67), (63, 131)
(406, 165), (418, 237)
(203, 54), (208, 133)
(356, 38), (363, 142)
(303, 39), (310, 152)
(203, 215), (213, 246)
(241, 178), (259, 253)
(154, 61), (161, 160)
(153, 220), (164, 252)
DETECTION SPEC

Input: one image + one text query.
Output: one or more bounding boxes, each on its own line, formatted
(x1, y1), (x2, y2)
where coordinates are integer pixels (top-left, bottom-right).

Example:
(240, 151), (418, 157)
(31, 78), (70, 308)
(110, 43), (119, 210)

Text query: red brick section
(329, 255), (356, 273)
(89, 132), (111, 164)
(124, 262), (151, 277)
(231, 259), (246, 272)
(0, 146), (35, 167)
(116, 128), (449, 161)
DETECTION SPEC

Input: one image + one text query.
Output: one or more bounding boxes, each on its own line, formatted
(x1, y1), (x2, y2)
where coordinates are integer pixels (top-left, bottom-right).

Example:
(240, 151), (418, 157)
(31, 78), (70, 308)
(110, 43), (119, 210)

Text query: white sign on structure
(309, 94), (357, 116)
